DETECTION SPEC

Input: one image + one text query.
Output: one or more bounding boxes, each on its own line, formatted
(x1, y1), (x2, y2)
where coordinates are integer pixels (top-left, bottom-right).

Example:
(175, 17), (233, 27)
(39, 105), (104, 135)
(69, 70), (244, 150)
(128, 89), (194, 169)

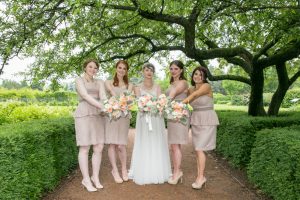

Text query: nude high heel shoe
(122, 170), (129, 182)
(168, 171), (183, 185)
(91, 176), (104, 189)
(81, 179), (97, 192)
(111, 170), (123, 183)
(192, 177), (207, 189)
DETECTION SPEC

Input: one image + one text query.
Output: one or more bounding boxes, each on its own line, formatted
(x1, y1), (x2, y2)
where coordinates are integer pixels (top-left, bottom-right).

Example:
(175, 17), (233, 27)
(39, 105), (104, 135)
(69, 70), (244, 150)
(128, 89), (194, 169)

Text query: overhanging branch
(209, 75), (251, 85)
(259, 40), (300, 68)
(289, 70), (300, 86)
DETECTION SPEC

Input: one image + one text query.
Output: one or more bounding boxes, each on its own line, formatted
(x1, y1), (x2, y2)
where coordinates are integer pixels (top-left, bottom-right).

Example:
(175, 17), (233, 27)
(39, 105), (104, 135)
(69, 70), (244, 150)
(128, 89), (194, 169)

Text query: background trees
(0, 0), (299, 116)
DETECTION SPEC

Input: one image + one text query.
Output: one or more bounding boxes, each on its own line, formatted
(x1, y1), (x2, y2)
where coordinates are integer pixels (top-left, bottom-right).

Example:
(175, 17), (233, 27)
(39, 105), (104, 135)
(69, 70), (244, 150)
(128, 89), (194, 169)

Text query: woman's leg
(78, 145), (91, 181)
(170, 144), (182, 178)
(108, 144), (123, 183)
(78, 145), (96, 191)
(117, 145), (128, 180)
(91, 143), (104, 188)
(196, 150), (206, 182)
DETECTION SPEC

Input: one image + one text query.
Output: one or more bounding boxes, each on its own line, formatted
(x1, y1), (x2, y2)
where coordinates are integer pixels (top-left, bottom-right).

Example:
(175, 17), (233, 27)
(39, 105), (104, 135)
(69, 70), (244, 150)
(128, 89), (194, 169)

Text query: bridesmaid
(182, 66), (219, 189)
(166, 60), (189, 184)
(73, 59), (107, 192)
(104, 60), (133, 183)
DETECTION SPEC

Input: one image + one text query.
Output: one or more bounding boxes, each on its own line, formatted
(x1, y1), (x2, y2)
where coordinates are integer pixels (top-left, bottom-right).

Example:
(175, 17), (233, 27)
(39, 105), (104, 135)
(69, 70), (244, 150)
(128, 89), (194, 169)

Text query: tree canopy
(1, 0), (300, 116)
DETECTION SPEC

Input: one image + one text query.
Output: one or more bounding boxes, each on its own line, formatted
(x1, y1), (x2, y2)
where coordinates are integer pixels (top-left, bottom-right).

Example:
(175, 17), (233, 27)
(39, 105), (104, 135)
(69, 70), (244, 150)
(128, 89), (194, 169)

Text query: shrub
(248, 126), (300, 200)
(0, 88), (78, 106)
(0, 102), (74, 125)
(130, 110), (137, 128)
(214, 93), (249, 106)
(0, 118), (78, 200)
(282, 88), (300, 108)
(216, 111), (255, 167)
(216, 111), (300, 168)
(6, 105), (73, 123)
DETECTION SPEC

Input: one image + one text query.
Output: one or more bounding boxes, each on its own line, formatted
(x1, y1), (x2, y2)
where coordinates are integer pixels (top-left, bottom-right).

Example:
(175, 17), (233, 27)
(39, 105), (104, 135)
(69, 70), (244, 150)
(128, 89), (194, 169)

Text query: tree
(1, 0), (300, 115)
(0, 79), (28, 89)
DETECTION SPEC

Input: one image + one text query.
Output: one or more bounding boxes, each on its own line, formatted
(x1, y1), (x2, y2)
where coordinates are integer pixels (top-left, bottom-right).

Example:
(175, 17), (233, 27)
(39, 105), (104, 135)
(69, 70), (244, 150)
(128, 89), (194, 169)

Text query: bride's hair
(142, 63), (155, 73)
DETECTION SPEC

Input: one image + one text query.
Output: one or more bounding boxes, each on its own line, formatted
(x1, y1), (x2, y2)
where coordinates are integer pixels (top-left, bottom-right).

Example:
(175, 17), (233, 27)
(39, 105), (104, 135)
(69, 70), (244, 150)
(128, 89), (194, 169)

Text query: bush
(0, 88), (78, 106)
(282, 88), (300, 108)
(0, 118), (78, 200)
(0, 102), (26, 124)
(6, 105), (73, 123)
(248, 126), (300, 200)
(214, 93), (231, 104)
(216, 111), (300, 168)
(216, 111), (255, 167)
(0, 102), (74, 125)
(214, 93), (249, 106)
(130, 110), (137, 128)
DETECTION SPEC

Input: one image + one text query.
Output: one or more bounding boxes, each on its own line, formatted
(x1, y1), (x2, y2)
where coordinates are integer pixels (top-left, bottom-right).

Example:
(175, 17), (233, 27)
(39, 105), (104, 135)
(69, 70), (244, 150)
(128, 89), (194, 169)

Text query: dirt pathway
(44, 129), (264, 200)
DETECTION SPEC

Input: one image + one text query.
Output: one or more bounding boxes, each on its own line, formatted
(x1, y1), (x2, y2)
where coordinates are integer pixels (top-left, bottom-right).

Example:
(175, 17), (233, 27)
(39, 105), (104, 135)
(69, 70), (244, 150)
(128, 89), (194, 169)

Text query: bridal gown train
(128, 85), (171, 185)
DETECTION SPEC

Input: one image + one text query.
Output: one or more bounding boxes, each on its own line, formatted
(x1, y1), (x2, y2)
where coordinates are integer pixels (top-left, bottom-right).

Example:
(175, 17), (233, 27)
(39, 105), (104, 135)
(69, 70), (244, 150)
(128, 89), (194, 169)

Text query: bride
(128, 63), (171, 185)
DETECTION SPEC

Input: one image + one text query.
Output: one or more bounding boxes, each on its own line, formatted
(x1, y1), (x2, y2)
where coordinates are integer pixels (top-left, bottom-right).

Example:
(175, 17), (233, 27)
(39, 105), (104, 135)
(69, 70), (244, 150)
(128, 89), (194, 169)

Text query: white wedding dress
(128, 85), (171, 185)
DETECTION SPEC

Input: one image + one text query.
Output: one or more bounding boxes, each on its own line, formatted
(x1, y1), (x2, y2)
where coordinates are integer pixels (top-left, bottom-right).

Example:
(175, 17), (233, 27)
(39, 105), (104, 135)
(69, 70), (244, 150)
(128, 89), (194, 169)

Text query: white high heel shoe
(81, 179), (97, 192)
(91, 176), (104, 189)
(111, 170), (123, 183)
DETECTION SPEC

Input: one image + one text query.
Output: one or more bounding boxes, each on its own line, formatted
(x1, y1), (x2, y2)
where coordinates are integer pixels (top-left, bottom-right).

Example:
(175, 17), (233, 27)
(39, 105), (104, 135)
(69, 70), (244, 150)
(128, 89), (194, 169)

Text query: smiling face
(192, 69), (204, 84)
(143, 67), (154, 79)
(84, 61), (99, 77)
(169, 64), (183, 79)
(116, 62), (128, 78)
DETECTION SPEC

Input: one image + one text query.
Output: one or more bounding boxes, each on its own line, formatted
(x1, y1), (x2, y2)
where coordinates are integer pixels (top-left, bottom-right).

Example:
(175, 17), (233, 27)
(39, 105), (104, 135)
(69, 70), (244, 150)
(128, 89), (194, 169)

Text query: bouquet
(137, 93), (158, 115)
(123, 91), (135, 110)
(103, 91), (135, 120)
(165, 101), (189, 125)
(102, 96), (122, 120)
(156, 94), (169, 116)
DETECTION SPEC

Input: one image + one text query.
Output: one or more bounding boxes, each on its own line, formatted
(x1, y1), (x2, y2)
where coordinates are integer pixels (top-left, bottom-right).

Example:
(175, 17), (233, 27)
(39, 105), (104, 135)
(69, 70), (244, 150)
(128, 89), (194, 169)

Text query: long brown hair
(113, 60), (129, 87)
(191, 66), (209, 86)
(169, 60), (186, 84)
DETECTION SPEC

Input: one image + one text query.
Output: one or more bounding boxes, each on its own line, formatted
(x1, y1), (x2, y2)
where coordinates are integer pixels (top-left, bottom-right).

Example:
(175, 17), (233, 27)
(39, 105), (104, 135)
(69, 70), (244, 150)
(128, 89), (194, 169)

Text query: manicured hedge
(0, 88), (78, 106)
(216, 111), (300, 168)
(0, 102), (74, 125)
(248, 126), (300, 200)
(0, 118), (78, 200)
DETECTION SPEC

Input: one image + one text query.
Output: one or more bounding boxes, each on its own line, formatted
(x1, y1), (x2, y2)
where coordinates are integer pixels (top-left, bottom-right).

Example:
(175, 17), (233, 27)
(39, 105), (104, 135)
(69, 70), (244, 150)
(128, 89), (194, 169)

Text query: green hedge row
(214, 93), (249, 105)
(0, 88), (78, 106)
(0, 118), (78, 200)
(0, 102), (74, 125)
(216, 111), (300, 168)
(213, 88), (300, 107)
(248, 126), (300, 200)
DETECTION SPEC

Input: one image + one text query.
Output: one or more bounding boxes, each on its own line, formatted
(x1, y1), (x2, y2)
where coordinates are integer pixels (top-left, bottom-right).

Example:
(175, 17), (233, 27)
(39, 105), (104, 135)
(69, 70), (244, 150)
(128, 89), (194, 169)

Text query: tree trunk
(267, 62), (289, 116)
(248, 65), (266, 116)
